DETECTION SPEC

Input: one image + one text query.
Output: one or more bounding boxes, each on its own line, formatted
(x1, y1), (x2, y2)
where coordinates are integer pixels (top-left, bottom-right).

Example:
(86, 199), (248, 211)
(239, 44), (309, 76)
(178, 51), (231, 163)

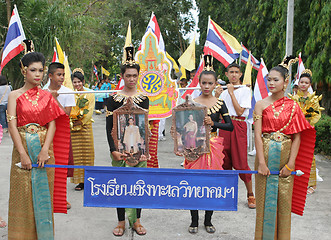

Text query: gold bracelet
(285, 164), (294, 172)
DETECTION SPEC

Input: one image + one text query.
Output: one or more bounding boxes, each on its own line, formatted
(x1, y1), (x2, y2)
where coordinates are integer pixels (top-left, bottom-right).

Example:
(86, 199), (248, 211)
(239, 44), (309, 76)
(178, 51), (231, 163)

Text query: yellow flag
(102, 66), (110, 76)
(178, 36), (196, 71)
(243, 52), (252, 86)
(63, 55), (73, 90)
(180, 66), (186, 79)
(55, 37), (65, 64)
(166, 52), (180, 73)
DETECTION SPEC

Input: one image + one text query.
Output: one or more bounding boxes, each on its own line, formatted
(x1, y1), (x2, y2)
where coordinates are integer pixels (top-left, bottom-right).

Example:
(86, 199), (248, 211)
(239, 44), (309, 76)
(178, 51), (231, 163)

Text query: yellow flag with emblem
(101, 66), (110, 76)
(178, 36), (196, 71)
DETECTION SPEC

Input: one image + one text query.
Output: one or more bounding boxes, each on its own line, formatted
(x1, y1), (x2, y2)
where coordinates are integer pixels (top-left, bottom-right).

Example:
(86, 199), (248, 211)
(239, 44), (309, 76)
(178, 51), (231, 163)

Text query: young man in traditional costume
(216, 62), (256, 208)
(106, 45), (149, 237)
(46, 62), (76, 209)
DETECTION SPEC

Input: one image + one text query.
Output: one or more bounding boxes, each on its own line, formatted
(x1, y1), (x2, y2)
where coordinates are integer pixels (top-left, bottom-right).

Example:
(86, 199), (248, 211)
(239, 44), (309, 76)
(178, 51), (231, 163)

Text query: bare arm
(254, 100), (270, 176)
(279, 132), (300, 177)
(37, 120), (56, 168)
(7, 91), (32, 170)
(227, 84), (245, 116)
(49, 90), (72, 115)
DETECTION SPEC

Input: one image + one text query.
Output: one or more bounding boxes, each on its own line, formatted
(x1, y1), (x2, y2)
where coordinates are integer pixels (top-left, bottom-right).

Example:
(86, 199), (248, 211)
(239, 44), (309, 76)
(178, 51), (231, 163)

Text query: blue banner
(84, 167), (238, 211)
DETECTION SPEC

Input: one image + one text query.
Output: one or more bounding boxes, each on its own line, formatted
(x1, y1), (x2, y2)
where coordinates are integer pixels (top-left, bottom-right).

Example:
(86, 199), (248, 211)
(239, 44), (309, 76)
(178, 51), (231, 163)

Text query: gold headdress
(279, 55), (298, 70)
(301, 69), (312, 77)
(22, 40), (35, 55)
(203, 54), (214, 72)
(72, 68), (84, 76)
(122, 45), (136, 66)
(278, 55), (299, 81)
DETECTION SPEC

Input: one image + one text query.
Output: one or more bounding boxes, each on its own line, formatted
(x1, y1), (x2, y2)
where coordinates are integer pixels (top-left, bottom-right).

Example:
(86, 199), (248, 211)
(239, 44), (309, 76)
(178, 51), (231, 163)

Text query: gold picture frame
(171, 96), (210, 161)
(112, 97), (150, 164)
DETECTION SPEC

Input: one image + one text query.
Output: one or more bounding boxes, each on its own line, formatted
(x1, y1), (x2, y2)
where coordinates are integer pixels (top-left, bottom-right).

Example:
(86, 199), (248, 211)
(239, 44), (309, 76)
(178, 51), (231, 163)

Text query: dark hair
(71, 71), (84, 82)
(20, 52), (45, 68)
(199, 70), (217, 82)
(299, 73), (312, 83)
(226, 62), (241, 72)
(120, 64), (140, 75)
(0, 75), (7, 85)
(48, 62), (64, 75)
(127, 117), (134, 125)
(269, 66), (288, 81)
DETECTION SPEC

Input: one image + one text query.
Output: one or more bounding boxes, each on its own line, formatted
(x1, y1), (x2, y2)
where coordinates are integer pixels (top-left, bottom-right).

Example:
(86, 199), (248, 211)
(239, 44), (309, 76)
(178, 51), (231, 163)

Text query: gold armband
(253, 112), (262, 122)
(6, 113), (17, 122)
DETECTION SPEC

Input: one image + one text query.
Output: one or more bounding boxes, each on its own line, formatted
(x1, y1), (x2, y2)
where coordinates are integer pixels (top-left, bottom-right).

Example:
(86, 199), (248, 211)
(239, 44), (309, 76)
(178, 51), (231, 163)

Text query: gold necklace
(24, 91), (40, 106)
(271, 100), (285, 118)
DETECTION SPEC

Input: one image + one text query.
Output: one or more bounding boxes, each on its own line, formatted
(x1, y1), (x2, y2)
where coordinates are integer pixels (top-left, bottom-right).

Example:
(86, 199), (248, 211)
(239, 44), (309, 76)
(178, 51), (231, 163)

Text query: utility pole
(285, 0), (294, 94)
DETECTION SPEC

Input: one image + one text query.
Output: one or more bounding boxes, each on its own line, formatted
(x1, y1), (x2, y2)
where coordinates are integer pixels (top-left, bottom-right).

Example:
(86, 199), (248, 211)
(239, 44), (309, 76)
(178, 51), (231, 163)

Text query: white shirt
(46, 85), (76, 108)
(220, 86), (251, 117)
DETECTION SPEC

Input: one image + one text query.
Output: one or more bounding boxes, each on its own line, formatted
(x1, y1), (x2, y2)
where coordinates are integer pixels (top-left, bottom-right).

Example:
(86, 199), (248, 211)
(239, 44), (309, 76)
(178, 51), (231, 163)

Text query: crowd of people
(0, 38), (324, 240)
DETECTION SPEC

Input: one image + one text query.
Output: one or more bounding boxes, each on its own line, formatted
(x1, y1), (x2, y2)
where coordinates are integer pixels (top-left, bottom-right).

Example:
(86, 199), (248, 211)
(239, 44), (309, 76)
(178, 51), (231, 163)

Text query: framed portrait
(112, 97), (149, 164)
(171, 96), (210, 161)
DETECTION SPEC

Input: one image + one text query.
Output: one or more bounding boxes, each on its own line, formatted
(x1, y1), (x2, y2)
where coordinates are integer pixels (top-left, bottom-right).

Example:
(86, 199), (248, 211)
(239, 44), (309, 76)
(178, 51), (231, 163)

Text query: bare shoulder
(255, 98), (270, 113)
(8, 89), (23, 100)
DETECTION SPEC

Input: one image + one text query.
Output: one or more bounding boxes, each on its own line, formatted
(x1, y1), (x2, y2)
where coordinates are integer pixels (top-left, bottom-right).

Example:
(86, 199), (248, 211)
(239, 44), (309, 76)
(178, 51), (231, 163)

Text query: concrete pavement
(0, 113), (330, 239)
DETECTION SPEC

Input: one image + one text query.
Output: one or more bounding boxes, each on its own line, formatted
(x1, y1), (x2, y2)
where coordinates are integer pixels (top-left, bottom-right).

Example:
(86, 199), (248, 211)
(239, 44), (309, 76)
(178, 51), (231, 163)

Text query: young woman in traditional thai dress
(183, 55), (234, 234)
(253, 57), (315, 239)
(183, 114), (198, 148)
(288, 69), (324, 194)
(7, 47), (68, 239)
(70, 69), (95, 191)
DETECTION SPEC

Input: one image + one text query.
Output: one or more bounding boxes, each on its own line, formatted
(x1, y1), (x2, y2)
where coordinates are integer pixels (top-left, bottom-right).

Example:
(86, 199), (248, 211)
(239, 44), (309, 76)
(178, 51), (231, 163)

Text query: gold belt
(230, 116), (246, 122)
(263, 132), (291, 142)
(18, 123), (46, 134)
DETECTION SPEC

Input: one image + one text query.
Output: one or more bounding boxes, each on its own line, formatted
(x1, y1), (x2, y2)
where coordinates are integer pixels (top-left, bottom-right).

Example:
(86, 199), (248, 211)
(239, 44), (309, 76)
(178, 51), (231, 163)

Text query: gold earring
(22, 67), (27, 82)
(283, 85), (286, 91)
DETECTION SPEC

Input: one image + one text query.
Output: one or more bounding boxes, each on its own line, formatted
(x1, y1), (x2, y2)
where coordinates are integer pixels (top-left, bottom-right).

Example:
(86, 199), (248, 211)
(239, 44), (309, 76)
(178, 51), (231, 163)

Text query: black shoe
(75, 183), (84, 191)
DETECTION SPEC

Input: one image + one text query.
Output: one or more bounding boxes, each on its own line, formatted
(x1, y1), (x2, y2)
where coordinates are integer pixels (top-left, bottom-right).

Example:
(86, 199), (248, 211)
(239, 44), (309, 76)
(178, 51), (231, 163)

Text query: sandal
(133, 223), (146, 235)
(205, 225), (216, 233)
(75, 183), (84, 191)
(113, 225), (125, 237)
(0, 219), (7, 228)
(248, 196), (256, 209)
(188, 226), (198, 234)
(307, 186), (316, 195)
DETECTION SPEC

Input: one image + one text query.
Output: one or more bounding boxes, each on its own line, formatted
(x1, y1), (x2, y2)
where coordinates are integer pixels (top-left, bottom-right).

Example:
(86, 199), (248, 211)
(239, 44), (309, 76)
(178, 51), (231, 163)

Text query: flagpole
(239, 43), (243, 67)
(91, 61), (94, 84)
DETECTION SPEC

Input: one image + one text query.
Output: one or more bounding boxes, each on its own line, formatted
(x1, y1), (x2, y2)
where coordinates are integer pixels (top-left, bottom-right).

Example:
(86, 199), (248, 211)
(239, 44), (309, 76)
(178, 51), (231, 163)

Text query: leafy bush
(315, 114), (331, 155)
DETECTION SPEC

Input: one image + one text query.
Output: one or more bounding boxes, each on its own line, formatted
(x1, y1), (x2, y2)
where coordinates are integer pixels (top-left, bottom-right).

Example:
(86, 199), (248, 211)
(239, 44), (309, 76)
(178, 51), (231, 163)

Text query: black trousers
(117, 208), (142, 221)
(190, 210), (213, 227)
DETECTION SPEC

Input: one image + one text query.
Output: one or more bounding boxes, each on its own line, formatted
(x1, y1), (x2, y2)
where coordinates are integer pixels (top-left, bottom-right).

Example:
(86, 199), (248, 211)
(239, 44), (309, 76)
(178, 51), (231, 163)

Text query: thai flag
(115, 78), (124, 90)
(0, 5), (26, 74)
(248, 58), (269, 122)
(294, 52), (313, 93)
(51, 47), (59, 63)
(241, 43), (260, 71)
(204, 18), (242, 67)
(138, 12), (165, 52)
(93, 65), (99, 81)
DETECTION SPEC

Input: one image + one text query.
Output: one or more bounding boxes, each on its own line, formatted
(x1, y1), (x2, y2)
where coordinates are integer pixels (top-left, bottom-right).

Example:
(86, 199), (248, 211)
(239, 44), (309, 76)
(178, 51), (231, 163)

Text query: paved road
(1, 113), (330, 239)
